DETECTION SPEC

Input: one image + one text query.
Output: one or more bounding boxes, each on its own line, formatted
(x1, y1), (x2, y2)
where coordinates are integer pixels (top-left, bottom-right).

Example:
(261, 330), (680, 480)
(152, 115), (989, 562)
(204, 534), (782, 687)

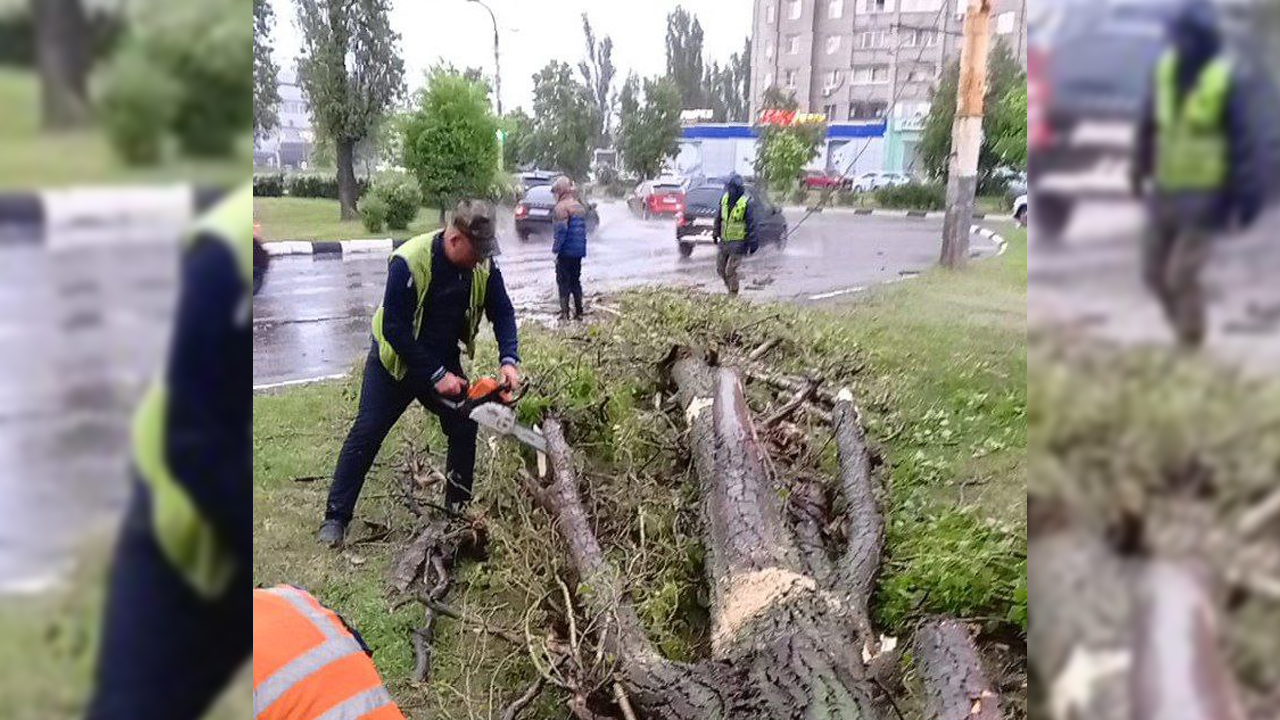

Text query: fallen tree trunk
(522, 350), (1002, 719)
(916, 618), (1001, 720)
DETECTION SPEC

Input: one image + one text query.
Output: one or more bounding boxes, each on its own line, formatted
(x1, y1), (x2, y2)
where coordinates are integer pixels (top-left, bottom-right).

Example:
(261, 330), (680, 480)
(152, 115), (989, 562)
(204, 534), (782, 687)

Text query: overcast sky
(269, 0), (753, 112)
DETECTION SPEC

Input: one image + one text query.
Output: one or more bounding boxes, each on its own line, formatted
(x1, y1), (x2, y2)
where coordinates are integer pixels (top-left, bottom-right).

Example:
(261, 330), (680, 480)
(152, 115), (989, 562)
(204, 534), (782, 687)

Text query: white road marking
(253, 373), (349, 392)
(808, 286), (866, 300)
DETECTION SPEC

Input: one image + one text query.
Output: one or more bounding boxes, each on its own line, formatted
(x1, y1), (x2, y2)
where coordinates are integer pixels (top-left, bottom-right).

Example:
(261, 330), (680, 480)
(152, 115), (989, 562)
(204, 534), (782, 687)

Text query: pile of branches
(389, 345), (1009, 719)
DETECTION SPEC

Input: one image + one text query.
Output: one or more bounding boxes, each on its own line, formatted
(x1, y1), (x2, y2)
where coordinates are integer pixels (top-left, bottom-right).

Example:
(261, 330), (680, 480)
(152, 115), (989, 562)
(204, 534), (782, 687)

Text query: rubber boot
(559, 296), (570, 322)
(573, 295), (583, 321)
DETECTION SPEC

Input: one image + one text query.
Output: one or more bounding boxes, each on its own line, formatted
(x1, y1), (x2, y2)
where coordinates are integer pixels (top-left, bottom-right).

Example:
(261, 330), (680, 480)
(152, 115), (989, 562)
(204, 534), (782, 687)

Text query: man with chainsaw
(85, 184), (259, 720)
(319, 199), (521, 548)
(1131, 0), (1263, 349)
(712, 173), (758, 296)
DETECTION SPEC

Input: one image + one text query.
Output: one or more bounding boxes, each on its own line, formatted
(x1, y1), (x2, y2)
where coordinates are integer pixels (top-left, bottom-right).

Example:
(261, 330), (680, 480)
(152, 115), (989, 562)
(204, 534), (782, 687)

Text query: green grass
(254, 197), (442, 242)
(253, 231), (1027, 717)
(0, 541), (250, 720)
(0, 69), (248, 190)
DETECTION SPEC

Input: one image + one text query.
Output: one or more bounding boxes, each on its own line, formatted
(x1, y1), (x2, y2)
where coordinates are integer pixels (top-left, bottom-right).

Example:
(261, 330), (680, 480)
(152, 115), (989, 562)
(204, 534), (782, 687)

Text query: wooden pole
(939, 0), (992, 268)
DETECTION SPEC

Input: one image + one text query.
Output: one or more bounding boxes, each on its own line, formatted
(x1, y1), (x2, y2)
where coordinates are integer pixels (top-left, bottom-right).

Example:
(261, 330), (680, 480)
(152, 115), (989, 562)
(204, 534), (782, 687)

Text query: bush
(874, 182), (946, 211)
(95, 43), (180, 166)
(835, 188), (858, 206)
(360, 195), (388, 234)
(253, 173), (284, 197)
(369, 171), (421, 230)
(789, 185), (809, 206)
(284, 173), (369, 199)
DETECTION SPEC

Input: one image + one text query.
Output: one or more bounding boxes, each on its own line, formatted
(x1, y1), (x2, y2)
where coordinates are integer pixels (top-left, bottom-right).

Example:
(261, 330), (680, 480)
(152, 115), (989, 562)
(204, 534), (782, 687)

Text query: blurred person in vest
(85, 185), (260, 720)
(319, 200), (520, 548)
(254, 585), (406, 720)
(1131, 0), (1263, 349)
(551, 176), (589, 321)
(712, 173), (758, 296)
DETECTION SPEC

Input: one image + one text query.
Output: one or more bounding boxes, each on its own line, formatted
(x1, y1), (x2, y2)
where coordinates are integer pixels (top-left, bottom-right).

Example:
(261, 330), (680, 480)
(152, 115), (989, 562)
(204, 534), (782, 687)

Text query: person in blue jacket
(319, 200), (521, 547)
(1131, 0), (1264, 348)
(86, 186), (258, 720)
(712, 173), (758, 296)
(551, 176), (588, 321)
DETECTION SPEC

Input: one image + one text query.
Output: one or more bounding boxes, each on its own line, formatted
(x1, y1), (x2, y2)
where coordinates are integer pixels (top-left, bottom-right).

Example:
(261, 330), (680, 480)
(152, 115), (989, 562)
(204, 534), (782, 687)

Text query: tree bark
(915, 618), (1001, 720)
(30, 0), (91, 130)
(336, 138), (359, 220)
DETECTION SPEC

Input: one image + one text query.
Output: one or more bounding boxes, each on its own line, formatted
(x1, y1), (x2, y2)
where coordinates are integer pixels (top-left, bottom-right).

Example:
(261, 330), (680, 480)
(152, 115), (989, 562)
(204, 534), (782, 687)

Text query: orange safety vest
(253, 586), (406, 720)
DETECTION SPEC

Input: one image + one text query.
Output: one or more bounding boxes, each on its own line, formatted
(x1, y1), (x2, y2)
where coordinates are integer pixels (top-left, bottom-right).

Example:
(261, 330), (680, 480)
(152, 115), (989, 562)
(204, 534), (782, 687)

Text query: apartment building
(751, 0), (1026, 173)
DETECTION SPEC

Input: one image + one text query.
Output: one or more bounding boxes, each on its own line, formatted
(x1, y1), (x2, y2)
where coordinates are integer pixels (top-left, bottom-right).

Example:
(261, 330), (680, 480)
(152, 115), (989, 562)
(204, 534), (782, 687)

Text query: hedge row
(253, 173), (370, 199)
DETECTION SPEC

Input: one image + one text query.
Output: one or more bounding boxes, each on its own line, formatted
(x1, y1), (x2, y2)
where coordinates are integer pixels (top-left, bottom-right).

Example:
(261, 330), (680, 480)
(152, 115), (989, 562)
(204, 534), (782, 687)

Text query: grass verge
(253, 228), (1027, 718)
(253, 197), (442, 242)
(0, 69), (247, 190)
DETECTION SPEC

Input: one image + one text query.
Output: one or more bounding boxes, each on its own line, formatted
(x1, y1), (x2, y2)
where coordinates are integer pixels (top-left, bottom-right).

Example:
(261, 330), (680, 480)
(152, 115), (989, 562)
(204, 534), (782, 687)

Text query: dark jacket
(379, 233), (519, 389)
(164, 235), (251, 563)
(1133, 0), (1263, 229)
(712, 188), (758, 255)
(552, 197), (589, 259)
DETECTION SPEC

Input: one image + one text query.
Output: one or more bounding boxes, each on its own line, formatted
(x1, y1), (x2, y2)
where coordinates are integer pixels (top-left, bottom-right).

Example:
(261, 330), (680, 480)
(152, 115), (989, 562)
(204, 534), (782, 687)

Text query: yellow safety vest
(131, 183), (253, 599)
(720, 194), (749, 242)
(370, 231), (490, 381)
(1154, 50), (1232, 192)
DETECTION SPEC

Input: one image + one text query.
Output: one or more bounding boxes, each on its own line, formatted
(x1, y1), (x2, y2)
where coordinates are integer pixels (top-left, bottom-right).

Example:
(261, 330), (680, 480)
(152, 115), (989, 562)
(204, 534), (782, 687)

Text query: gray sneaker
(318, 519), (347, 549)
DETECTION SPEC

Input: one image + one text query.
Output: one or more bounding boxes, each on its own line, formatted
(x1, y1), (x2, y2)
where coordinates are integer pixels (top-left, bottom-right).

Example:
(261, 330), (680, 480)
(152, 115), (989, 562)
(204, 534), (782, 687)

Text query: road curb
(797, 205), (1001, 221)
(0, 184), (227, 240)
(262, 237), (409, 256)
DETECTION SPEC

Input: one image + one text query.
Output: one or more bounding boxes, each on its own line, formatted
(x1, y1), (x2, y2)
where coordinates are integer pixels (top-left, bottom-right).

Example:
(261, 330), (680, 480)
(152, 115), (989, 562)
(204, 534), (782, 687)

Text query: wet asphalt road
(1, 228), (180, 593)
(1029, 201), (1280, 376)
(254, 202), (1000, 388)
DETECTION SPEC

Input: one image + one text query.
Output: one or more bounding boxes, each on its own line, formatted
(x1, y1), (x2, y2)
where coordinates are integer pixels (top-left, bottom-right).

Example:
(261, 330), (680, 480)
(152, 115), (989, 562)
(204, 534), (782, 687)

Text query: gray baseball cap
(450, 199), (501, 258)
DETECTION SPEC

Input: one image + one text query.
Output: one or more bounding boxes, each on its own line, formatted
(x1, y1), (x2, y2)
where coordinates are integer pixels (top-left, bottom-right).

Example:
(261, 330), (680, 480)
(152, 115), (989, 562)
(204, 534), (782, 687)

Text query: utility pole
(939, 0), (992, 268)
(468, 0), (502, 116)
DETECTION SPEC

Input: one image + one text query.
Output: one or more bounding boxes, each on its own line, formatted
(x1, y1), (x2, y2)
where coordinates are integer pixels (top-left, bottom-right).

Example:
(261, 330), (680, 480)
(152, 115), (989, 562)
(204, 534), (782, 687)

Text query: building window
(860, 31), (885, 49)
(874, 0), (886, 11)
(899, 0), (942, 10)
(826, 35), (841, 54)
(849, 101), (888, 119)
(766, 40), (775, 58)
(900, 30), (916, 47)
(764, 71), (774, 87)
(766, 4), (776, 22)
(924, 29), (938, 46)
(829, 0), (844, 18)
(787, 35), (801, 54)
(823, 103), (838, 118)
(788, 0), (802, 19)
(785, 69), (797, 88)
(997, 10), (1016, 34)
(824, 69), (843, 88)
(852, 66), (890, 84)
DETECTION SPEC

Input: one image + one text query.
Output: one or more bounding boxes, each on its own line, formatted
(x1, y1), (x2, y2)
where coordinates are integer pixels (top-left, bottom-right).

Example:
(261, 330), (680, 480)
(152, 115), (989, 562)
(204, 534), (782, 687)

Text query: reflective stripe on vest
(720, 194), (749, 242)
(131, 183), (253, 599)
(1154, 50), (1232, 192)
(254, 586), (403, 720)
(370, 231), (491, 381)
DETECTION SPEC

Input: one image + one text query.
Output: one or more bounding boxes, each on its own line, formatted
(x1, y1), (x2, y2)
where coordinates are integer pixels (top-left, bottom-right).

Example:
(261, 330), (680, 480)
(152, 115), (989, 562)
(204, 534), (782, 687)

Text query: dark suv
(675, 184), (788, 257)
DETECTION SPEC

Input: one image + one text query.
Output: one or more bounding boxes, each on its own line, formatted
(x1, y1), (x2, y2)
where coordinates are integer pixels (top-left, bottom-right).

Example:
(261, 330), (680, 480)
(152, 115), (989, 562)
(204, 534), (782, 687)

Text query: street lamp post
(467, 0), (502, 117)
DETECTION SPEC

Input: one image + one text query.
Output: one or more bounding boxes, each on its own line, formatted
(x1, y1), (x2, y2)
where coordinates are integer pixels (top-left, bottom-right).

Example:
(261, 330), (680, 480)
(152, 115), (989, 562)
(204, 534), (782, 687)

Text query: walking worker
(254, 585), (406, 720)
(712, 173), (758, 296)
(319, 200), (521, 548)
(551, 175), (588, 321)
(1131, 0), (1263, 349)
(85, 184), (259, 720)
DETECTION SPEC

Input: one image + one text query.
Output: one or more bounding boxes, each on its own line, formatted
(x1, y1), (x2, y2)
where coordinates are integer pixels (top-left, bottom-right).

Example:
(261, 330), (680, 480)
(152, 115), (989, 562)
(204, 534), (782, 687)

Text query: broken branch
(915, 618), (1001, 720)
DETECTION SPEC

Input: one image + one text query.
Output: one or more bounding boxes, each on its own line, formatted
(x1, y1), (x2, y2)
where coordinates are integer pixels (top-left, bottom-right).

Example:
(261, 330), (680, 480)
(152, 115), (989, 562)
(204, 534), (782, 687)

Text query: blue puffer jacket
(552, 199), (588, 259)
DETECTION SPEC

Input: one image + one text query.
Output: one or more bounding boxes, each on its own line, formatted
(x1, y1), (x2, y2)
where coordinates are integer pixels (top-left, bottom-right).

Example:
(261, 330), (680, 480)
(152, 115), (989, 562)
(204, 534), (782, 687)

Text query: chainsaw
(437, 376), (547, 453)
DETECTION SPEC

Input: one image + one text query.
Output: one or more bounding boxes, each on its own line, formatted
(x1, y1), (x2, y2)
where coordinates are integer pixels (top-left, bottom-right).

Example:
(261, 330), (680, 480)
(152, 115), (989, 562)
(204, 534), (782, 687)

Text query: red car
(627, 180), (685, 220)
(801, 170), (848, 191)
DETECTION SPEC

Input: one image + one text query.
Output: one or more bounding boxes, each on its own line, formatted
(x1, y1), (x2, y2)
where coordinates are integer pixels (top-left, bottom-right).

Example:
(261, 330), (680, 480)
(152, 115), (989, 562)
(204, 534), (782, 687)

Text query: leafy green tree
(527, 61), (596, 178)
(704, 37), (751, 122)
(753, 86), (824, 189)
(578, 13), (615, 145)
(760, 131), (810, 191)
(919, 41), (1025, 186)
(253, 0), (280, 139)
(500, 108), (534, 170)
(296, 0), (406, 219)
(665, 6), (704, 109)
(990, 85), (1027, 170)
(616, 76), (682, 180)
(402, 71), (499, 222)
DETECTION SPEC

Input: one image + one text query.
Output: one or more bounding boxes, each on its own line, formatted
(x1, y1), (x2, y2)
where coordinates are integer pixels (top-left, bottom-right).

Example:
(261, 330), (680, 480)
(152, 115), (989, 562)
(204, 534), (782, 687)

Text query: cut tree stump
(520, 349), (1000, 719)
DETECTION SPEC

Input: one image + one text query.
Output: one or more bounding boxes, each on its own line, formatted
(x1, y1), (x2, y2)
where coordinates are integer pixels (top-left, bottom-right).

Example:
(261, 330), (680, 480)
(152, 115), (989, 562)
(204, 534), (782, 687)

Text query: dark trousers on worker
(555, 255), (583, 318)
(716, 244), (743, 295)
(86, 480), (250, 720)
(326, 342), (478, 524)
(1141, 195), (1215, 349)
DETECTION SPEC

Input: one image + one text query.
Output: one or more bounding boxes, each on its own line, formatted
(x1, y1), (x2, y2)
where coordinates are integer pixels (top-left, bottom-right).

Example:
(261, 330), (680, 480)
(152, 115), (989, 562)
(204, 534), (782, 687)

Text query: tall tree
(753, 86), (823, 190)
(253, 0), (281, 140)
(616, 76), (682, 181)
(731, 37), (751, 122)
(500, 108), (534, 170)
(30, 0), (91, 129)
(665, 6), (705, 110)
(402, 70), (499, 222)
(296, 0), (406, 219)
(527, 61), (596, 179)
(577, 13), (615, 146)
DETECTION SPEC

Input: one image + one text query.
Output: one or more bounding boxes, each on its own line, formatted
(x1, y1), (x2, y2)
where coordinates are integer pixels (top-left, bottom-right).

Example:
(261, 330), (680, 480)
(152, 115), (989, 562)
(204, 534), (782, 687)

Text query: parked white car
(1013, 194), (1028, 227)
(849, 172), (912, 193)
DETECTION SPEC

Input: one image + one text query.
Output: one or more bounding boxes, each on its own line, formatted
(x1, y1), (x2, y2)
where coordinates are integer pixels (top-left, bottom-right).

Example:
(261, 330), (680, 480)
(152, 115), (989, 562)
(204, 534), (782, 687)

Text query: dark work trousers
(1140, 194), (1217, 349)
(555, 255), (584, 318)
(85, 479), (250, 720)
(326, 342), (478, 524)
